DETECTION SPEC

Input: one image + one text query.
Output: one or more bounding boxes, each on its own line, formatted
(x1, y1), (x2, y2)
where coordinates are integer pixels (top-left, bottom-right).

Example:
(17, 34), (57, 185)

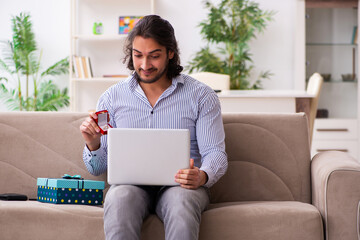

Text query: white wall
(0, 0), (302, 111)
(0, 0), (70, 111)
(249, 0), (303, 90)
(156, 0), (303, 90)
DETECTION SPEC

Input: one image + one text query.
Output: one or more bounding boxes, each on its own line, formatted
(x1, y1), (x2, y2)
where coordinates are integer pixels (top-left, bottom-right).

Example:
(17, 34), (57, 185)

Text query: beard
(134, 65), (169, 84)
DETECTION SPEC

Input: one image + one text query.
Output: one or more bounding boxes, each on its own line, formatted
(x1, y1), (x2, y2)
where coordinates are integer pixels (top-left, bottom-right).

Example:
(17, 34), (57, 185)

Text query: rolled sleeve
(82, 143), (107, 176)
(82, 91), (112, 176)
(197, 90), (228, 188)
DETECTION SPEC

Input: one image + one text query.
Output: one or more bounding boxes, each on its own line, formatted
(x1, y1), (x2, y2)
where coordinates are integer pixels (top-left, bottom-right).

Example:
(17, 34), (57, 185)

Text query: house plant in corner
(0, 12), (69, 111)
(187, 0), (275, 89)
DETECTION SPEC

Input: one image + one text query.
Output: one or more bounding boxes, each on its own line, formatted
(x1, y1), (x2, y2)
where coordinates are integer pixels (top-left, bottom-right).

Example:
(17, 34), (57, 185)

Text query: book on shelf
(72, 56), (93, 79)
(85, 57), (94, 78)
(103, 74), (129, 78)
(73, 56), (83, 78)
(352, 26), (358, 44)
(81, 57), (89, 79)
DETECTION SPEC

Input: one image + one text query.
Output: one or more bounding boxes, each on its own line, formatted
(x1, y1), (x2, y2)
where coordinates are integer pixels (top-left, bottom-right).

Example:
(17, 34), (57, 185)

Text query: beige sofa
(0, 112), (359, 240)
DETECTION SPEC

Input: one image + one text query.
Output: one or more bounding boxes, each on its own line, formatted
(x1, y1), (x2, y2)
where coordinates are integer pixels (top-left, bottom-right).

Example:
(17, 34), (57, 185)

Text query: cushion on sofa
(211, 113), (312, 204)
(0, 200), (323, 240)
(0, 112), (108, 200)
(0, 200), (105, 240)
(200, 201), (323, 240)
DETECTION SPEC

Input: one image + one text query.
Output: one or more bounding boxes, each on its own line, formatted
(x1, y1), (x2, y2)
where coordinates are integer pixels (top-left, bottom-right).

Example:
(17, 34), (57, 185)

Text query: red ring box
(95, 110), (113, 135)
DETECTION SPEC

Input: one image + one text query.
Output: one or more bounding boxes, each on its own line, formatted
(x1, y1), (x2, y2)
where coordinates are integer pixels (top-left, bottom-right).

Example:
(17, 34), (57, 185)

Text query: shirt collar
(127, 73), (138, 92)
(172, 74), (185, 87)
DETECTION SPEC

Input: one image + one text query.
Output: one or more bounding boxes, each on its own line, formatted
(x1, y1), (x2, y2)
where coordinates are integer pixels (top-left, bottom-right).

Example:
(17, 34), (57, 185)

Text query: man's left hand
(175, 159), (207, 189)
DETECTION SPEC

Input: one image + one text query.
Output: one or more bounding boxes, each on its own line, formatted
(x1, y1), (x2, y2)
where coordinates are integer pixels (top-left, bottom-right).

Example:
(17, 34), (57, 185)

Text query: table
(217, 90), (315, 117)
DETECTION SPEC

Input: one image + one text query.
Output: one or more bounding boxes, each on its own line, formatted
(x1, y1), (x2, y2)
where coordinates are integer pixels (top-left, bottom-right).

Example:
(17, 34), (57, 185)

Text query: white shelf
(306, 43), (357, 46)
(71, 77), (127, 82)
(73, 34), (128, 41)
(70, 0), (154, 112)
(306, 6), (360, 159)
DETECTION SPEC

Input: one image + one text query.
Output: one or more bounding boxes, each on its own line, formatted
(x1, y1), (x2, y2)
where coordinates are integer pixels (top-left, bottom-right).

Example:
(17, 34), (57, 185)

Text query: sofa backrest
(0, 112), (106, 200)
(210, 113), (312, 204)
(0, 112), (311, 203)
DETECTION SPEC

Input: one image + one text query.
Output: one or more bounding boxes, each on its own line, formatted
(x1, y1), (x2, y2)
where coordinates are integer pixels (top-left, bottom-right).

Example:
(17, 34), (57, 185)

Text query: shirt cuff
(84, 145), (101, 159)
(200, 166), (215, 188)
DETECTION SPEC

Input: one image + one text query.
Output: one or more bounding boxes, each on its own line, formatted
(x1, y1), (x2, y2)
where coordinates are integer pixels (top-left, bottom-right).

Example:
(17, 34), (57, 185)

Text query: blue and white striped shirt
(83, 73), (228, 188)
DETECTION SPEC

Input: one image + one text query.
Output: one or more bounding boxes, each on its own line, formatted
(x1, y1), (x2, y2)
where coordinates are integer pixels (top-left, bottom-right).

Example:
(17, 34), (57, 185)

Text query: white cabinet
(311, 119), (358, 158)
(306, 3), (360, 160)
(69, 0), (155, 112)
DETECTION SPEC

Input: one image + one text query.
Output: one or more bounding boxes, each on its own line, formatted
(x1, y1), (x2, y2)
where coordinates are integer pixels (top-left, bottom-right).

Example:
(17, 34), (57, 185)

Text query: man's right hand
(80, 112), (102, 151)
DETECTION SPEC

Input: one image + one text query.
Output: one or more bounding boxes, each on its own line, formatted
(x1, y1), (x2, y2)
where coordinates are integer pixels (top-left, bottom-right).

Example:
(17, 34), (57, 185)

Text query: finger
(83, 119), (99, 135)
(87, 117), (101, 133)
(81, 123), (97, 136)
(88, 112), (100, 131)
(89, 111), (98, 120)
(80, 124), (92, 135)
(179, 181), (198, 189)
(190, 158), (194, 169)
(84, 120), (97, 135)
(178, 168), (199, 175)
(175, 178), (196, 185)
(180, 184), (196, 190)
(176, 173), (199, 181)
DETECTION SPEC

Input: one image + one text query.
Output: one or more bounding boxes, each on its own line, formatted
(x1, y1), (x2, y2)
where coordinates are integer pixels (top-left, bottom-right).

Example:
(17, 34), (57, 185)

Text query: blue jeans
(104, 185), (209, 240)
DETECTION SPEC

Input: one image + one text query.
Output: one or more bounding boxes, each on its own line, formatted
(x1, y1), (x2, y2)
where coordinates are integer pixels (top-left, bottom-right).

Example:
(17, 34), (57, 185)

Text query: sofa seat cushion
(0, 200), (324, 240)
(0, 200), (105, 240)
(200, 201), (323, 240)
(0, 200), (164, 240)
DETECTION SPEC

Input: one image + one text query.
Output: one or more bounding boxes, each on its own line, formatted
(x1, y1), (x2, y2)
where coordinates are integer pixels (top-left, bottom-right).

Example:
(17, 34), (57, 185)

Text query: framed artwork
(119, 16), (143, 34)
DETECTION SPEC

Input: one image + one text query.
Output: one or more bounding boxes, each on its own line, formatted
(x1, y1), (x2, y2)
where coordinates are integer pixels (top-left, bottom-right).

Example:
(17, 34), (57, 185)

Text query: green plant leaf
(0, 59), (14, 75)
(0, 83), (21, 110)
(187, 0), (275, 89)
(0, 77), (9, 83)
(12, 12), (37, 57)
(0, 41), (17, 73)
(186, 46), (224, 74)
(0, 12), (69, 111)
(36, 80), (69, 111)
(41, 57), (69, 77)
(28, 50), (40, 77)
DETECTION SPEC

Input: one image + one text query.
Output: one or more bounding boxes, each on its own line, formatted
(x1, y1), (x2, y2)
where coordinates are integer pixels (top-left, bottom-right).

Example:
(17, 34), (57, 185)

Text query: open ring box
(95, 110), (113, 135)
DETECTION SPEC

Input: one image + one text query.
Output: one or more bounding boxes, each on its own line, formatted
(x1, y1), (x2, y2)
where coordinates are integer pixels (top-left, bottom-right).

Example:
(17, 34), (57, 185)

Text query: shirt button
(94, 154), (97, 157)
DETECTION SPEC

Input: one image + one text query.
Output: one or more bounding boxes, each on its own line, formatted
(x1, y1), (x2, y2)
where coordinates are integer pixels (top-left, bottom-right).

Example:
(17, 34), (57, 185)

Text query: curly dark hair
(123, 15), (183, 80)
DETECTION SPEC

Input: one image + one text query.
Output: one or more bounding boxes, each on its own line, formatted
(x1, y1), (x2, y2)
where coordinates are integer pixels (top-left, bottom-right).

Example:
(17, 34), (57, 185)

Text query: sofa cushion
(200, 201), (323, 240)
(0, 200), (105, 240)
(0, 112), (108, 200)
(211, 113), (312, 204)
(0, 200), (323, 240)
(0, 200), (166, 240)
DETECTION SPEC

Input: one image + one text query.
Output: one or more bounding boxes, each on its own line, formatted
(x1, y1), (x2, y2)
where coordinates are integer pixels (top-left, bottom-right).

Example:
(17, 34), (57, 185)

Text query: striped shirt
(83, 73), (228, 188)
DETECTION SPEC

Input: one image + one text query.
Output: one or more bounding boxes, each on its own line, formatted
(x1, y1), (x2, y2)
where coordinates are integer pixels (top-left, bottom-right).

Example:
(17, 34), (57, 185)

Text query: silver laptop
(107, 128), (190, 185)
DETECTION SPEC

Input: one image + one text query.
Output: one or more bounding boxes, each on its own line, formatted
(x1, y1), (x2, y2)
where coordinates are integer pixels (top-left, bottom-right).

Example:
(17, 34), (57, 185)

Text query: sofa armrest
(311, 150), (360, 240)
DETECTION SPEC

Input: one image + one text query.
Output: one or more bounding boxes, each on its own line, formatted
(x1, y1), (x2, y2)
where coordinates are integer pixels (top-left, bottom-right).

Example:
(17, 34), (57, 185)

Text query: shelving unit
(73, 35), (127, 41)
(305, 3), (360, 159)
(306, 0), (357, 8)
(69, 0), (155, 112)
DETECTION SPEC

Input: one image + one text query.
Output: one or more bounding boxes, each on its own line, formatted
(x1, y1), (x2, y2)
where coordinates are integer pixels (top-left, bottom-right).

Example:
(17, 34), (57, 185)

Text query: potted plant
(187, 0), (275, 89)
(0, 12), (69, 111)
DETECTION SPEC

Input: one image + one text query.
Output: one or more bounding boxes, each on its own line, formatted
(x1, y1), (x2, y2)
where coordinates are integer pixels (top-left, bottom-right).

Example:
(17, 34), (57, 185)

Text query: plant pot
(341, 74), (356, 82)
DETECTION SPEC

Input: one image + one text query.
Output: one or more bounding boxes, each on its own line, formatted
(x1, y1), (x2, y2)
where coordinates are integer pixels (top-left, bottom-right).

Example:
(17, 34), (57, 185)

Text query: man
(80, 15), (227, 240)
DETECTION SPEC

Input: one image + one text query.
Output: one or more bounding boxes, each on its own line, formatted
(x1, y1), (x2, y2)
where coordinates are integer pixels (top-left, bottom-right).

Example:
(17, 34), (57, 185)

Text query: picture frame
(119, 16), (143, 34)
